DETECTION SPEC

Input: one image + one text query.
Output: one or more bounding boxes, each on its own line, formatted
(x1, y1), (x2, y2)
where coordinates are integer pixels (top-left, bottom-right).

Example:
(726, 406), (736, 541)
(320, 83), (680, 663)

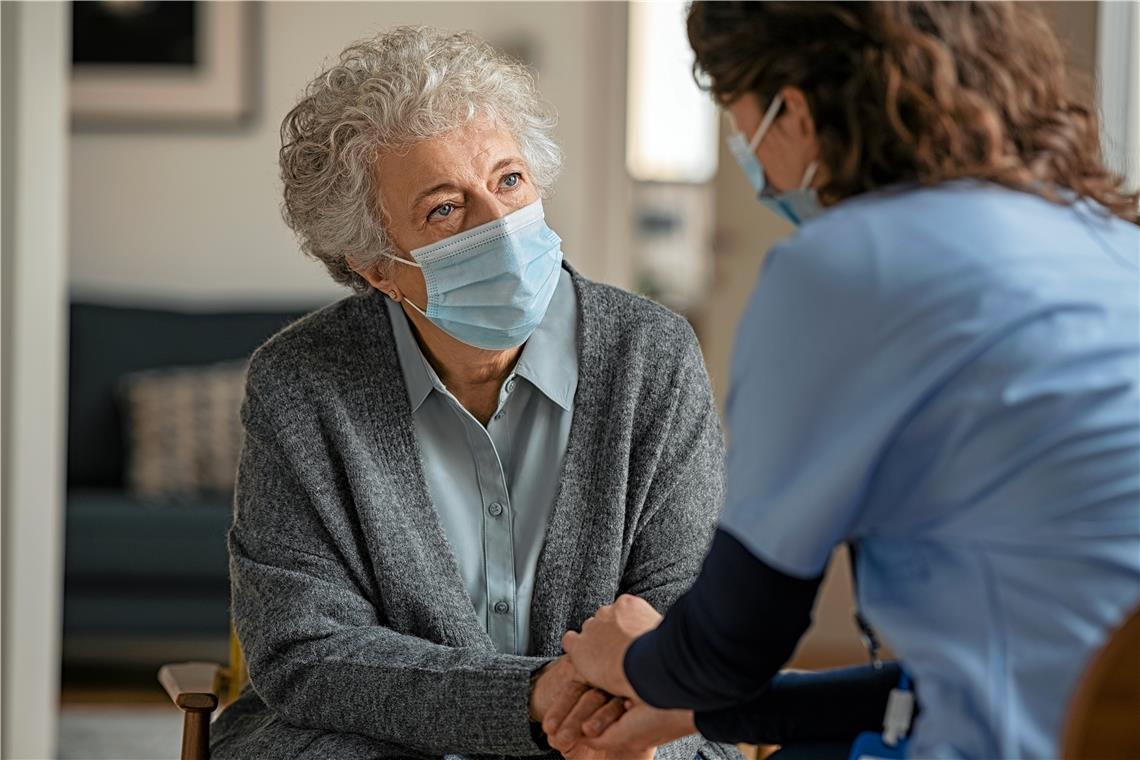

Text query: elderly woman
(209, 26), (737, 760)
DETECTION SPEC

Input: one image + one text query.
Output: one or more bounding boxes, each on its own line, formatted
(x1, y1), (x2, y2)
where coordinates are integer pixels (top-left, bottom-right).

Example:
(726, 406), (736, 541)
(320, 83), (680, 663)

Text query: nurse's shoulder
(770, 181), (1135, 312)
(764, 183), (954, 287)
(753, 185), (921, 325)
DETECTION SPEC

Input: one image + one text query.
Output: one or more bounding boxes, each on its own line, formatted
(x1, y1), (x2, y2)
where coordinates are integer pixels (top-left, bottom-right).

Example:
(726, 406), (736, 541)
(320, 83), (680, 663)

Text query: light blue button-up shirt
(720, 183), (1140, 758)
(385, 268), (578, 655)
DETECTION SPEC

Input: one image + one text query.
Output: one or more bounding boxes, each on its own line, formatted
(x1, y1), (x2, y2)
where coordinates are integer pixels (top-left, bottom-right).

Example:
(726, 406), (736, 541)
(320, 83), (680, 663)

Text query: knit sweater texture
(210, 269), (740, 760)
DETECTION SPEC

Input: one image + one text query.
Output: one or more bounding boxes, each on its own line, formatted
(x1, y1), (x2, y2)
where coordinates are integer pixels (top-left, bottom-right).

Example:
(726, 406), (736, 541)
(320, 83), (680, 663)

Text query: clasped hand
(530, 595), (696, 757)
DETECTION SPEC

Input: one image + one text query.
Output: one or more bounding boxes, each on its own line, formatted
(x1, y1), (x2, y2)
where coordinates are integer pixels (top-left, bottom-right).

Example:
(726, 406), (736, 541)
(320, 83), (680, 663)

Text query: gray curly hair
(280, 26), (563, 292)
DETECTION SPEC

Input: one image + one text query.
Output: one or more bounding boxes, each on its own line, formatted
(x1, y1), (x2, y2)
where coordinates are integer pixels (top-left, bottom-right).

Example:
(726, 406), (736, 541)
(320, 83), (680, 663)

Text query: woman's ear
(778, 86), (821, 179)
(349, 256), (399, 299)
(779, 85), (817, 143)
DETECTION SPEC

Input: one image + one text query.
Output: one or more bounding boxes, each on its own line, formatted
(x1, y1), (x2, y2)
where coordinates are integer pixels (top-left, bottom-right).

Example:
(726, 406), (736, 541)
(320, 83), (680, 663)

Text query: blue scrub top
(719, 182), (1140, 758)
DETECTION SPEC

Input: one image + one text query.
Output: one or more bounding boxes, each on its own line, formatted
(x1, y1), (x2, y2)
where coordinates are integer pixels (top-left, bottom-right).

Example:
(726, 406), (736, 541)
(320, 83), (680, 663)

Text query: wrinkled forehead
(373, 119), (525, 203)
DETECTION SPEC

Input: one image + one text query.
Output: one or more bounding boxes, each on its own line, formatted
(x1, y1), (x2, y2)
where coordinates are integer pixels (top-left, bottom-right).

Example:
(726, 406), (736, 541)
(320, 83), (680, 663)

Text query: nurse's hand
(549, 691), (654, 759)
(576, 697), (695, 754)
(546, 690), (688, 757)
(562, 594), (663, 699)
(563, 745), (654, 760)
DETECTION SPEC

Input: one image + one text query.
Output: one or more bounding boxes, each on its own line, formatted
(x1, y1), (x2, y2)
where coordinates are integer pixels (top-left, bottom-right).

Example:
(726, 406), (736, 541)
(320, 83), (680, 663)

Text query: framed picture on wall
(70, 1), (254, 128)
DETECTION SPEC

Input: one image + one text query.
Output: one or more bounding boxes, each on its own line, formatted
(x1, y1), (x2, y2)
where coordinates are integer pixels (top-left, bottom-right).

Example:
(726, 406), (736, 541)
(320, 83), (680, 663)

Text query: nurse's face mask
(382, 198), (564, 351)
(726, 93), (822, 226)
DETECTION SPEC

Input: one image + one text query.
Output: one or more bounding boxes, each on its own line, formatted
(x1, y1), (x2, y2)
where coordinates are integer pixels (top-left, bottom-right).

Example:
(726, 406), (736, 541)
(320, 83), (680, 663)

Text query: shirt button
(494, 601), (511, 615)
(506, 378), (517, 393)
(493, 411), (504, 421)
(488, 502), (504, 517)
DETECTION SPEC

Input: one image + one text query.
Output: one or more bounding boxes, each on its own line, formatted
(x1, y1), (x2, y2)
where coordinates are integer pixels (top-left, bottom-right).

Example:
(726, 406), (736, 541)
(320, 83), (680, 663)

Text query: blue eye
(502, 172), (521, 189)
(429, 203), (454, 220)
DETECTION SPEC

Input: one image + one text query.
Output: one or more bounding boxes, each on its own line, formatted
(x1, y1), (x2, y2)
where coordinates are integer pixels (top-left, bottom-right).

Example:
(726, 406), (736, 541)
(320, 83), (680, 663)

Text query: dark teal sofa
(63, 301), (310, 660)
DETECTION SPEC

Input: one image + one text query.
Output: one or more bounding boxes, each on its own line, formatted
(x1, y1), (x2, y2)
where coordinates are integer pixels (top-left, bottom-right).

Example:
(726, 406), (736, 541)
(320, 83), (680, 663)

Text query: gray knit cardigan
(210, 269), (740, 760)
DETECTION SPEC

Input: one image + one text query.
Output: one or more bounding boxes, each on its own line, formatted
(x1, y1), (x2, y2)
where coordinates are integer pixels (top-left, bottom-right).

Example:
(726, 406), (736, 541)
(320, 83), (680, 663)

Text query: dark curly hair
(687, 1), (1139, 223)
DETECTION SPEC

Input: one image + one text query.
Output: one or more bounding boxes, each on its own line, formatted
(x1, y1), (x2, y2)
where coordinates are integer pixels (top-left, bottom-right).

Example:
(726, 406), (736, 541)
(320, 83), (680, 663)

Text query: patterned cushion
(118, 360), (248, 500)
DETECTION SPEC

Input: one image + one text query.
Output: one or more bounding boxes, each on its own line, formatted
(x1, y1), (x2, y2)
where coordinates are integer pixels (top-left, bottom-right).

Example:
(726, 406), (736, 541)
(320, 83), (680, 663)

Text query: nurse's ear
(777, 86), (821, 171)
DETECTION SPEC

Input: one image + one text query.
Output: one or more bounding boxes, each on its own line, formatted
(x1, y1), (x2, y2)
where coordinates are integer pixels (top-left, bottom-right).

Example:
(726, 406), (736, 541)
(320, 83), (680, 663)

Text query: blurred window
(626, 0), (718, 183)
(1097, 0), (1140, 192)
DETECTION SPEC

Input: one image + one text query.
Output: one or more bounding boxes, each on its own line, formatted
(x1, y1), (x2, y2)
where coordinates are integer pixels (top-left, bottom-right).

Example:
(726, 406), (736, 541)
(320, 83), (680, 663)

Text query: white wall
(69, 1), (632, 307)
(1, 2), (70, 756)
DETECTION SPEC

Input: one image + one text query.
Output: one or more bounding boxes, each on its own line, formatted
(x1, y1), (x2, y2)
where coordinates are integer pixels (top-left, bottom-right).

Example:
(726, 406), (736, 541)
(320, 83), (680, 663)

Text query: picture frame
(70, 1), (255, 129)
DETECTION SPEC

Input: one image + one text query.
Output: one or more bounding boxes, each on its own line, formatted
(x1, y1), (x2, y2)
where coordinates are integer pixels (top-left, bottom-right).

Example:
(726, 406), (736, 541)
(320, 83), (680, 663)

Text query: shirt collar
(385, 297), (441, 413)
(383, 266), (579, 413)
(513, 267), (578, 411)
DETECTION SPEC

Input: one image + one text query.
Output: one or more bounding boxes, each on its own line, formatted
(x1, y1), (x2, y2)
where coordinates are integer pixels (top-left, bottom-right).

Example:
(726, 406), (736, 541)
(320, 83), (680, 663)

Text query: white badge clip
(882, 681), (915, 747)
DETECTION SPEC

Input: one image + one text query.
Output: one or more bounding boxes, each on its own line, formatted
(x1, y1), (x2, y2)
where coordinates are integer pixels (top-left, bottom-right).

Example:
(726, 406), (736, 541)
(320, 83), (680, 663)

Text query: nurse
(545, 2), (1140, 758)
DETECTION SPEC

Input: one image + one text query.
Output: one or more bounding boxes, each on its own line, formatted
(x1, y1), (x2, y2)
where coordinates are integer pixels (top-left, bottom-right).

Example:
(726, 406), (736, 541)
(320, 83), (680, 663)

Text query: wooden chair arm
(158, 662), (227, 760)
(158, 661), (225, 711)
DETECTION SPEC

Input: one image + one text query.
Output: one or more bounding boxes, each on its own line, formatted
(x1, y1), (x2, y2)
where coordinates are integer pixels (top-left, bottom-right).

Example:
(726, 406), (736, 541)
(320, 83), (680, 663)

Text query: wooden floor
(61, 663), (172, 706)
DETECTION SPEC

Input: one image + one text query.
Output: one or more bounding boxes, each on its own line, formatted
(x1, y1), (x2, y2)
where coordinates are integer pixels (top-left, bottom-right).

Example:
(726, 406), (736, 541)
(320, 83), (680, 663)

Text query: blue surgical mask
(727, 93), (823, 226)
(384, 199), (563, 350)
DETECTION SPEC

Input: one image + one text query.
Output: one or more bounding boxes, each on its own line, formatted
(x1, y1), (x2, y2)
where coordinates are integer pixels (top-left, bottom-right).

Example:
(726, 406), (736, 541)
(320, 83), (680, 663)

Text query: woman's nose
(463, 190), (516, 229)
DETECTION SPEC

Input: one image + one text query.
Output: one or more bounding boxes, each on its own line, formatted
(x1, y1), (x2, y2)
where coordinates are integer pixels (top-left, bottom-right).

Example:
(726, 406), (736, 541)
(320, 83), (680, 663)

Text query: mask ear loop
(748, 92), (785, 151)
(381, 252), (423, 269)
(401, 296), (429, 317)
(800, 160), (819, 190)
(378, 252), (428, 314)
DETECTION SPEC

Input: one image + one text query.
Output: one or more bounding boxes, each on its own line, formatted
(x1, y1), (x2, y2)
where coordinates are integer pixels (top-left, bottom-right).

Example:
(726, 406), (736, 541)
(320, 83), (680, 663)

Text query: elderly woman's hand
(561, 595), (663, 699)
(530, 655), (593, 724)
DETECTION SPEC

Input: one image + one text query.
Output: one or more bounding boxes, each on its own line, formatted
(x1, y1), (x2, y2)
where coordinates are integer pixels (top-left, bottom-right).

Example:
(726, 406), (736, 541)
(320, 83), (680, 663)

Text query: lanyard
(846, 541), (916, 759)
(848, 543), (884, 669)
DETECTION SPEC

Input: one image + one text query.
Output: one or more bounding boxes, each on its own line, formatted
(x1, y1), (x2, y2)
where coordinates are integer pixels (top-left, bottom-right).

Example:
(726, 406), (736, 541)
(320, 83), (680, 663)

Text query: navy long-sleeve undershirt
(694, 662), (904, 744)
(624, 529), (822, 711)
(622, 529), (901, 743)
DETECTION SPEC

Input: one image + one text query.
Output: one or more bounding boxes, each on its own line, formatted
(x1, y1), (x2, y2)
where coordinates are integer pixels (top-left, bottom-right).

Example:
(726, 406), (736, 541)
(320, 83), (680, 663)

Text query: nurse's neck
(407, 310), (521, 425)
